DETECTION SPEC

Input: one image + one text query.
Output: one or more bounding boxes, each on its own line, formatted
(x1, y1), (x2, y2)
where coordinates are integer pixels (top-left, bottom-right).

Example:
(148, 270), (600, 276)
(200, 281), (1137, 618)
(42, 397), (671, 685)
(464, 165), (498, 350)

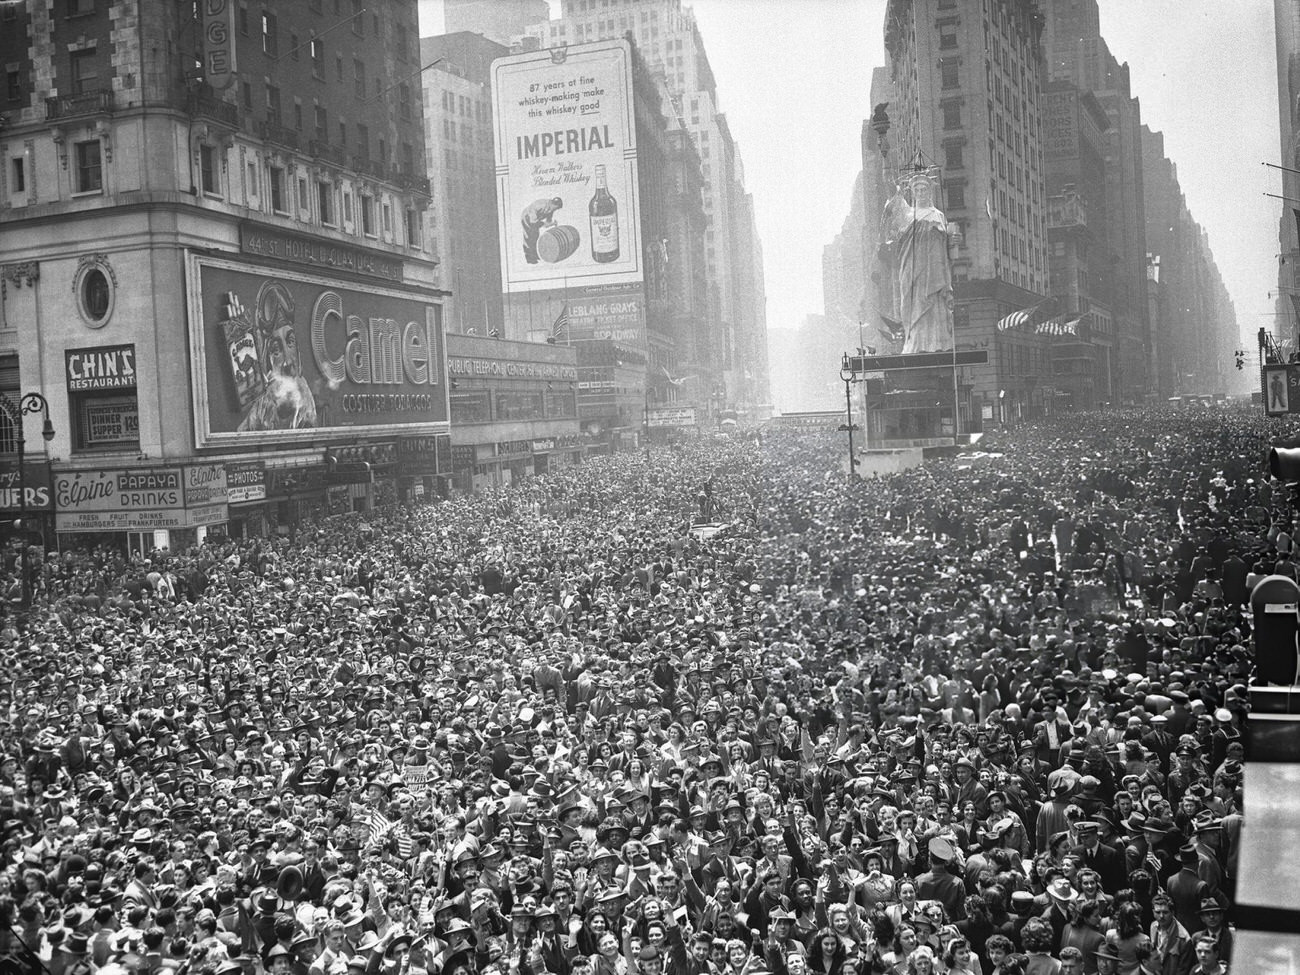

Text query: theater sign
(187, 257), (449, 448)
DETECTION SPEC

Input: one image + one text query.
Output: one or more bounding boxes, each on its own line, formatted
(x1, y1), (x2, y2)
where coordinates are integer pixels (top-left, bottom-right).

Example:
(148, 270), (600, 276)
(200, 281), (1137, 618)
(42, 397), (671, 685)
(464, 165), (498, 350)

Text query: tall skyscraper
(421, 33), (509, 337)
(525, 0), (769, 417)
(1142, 127), (1239, 396)
(441, 0), (551, 47)
(1277, 0), (1300, 343)
(883, 0), (1053, 424)
(1040, 81), (1115, 409)
(823, 172), (867, 341)
(0, 0), (447, 545)
(1040, 0), (1151, 402)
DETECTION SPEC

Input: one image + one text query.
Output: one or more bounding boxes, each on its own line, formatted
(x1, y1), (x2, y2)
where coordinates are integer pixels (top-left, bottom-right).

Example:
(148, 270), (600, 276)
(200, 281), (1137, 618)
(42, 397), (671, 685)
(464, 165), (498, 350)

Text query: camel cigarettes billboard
(492, 39), (642, 293)
(188, 257), (449, 448)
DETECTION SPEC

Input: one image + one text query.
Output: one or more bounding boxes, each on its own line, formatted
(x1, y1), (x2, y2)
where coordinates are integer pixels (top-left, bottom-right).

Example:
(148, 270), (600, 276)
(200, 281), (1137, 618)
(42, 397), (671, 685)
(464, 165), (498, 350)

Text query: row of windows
(449, 389), (576, 425)
(439, 90), (488, 123)
(440, 118), (490, 150)
(248, 82), (414, 166)
(238, 43), (412, 118)
(996, 342), (1050, 377)
(244, 2), (414, 60)
(193, 144), (423, 249)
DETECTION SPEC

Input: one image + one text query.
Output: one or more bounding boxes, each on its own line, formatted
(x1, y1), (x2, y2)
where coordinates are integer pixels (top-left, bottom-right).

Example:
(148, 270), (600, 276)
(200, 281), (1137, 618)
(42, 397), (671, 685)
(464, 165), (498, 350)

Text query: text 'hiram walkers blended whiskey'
(589, 164), (619, 263)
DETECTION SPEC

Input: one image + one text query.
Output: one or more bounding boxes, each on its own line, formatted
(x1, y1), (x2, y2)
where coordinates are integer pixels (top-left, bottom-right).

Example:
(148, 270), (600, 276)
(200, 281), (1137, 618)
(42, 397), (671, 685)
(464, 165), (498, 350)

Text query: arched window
(0, 408), (16, 455)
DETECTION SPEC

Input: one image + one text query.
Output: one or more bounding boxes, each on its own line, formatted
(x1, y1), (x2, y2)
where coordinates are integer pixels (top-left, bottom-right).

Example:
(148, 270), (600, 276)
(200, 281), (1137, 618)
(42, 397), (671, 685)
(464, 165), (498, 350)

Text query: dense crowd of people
(0, 405), (1273, 975)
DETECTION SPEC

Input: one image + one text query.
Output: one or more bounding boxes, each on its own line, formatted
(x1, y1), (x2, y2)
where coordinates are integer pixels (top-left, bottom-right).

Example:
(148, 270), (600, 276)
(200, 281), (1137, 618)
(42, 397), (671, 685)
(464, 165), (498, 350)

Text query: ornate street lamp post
(0, 392), (55, 610)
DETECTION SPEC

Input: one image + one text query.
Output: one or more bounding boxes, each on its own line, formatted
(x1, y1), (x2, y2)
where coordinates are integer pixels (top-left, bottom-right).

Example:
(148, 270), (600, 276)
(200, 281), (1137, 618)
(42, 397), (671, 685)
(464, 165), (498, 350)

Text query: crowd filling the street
(2, 405), (1272, 975)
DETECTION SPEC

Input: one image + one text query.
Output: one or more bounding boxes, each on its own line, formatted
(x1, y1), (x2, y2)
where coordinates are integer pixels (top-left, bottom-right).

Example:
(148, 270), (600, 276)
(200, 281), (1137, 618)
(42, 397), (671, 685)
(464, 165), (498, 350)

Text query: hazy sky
(422, 0), (1279, 349)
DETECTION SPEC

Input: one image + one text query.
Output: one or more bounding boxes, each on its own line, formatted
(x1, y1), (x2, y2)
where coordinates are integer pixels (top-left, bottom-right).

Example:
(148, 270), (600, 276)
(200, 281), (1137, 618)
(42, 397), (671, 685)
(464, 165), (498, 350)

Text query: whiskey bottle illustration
(589, 164), (619, 263)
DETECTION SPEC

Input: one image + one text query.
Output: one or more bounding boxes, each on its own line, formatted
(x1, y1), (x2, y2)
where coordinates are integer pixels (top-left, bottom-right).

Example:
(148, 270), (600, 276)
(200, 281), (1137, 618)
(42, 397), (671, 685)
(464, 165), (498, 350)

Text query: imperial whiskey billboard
(187, 256), (449, 448)
(491, 39), (643, 294)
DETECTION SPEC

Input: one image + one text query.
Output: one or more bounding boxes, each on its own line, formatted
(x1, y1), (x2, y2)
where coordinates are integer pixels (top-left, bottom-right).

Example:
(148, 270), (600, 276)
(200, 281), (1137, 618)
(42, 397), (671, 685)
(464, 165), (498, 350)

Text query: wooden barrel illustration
(537, 224), (581, 263)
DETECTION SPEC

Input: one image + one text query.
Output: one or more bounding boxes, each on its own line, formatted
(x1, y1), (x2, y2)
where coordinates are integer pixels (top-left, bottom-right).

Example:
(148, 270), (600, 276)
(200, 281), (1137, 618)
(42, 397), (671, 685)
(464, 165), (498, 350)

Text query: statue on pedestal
(880, 170), (962, 354)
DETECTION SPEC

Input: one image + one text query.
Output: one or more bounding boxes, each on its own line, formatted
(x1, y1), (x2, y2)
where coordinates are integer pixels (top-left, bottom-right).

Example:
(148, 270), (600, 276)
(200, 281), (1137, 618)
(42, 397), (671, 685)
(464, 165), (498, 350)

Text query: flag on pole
(996, 299), (1048, 331)
(1290, 293), (1300, 326)
(1293, 208), (1300, 244)
(549, 304), (570, 344)
(1036, 317), (1080, 337)
(985, 195), (994, 220)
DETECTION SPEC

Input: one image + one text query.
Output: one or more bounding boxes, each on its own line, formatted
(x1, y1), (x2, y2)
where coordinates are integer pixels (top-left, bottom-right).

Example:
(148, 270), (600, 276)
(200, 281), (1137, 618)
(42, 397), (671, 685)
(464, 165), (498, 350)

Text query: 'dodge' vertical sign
(202, 0), (238, 90)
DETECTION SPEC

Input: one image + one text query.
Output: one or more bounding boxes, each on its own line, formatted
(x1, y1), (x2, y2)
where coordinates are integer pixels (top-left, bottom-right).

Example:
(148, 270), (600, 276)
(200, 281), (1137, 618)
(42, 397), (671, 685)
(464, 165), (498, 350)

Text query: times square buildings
(0, 0), (588, 549)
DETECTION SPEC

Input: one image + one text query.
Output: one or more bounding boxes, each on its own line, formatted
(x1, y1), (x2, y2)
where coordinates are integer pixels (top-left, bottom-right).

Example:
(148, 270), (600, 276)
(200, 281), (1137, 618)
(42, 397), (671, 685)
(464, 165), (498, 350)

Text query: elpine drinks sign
(53, 467), (228, 532)
(188, 257), (449, 448)
(492, 39), (642, 293)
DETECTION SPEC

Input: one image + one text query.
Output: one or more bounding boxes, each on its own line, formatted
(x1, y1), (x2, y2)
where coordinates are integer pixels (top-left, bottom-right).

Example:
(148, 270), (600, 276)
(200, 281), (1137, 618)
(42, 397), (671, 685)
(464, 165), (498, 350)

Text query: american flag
(549, 305), (570, 344)
(1036, 317), (1080, 337)
(996, 298), (1058, 332)
(364, 808), (393, 844)
(391, 823), (415, 860)
(996, 300), (1046, 332)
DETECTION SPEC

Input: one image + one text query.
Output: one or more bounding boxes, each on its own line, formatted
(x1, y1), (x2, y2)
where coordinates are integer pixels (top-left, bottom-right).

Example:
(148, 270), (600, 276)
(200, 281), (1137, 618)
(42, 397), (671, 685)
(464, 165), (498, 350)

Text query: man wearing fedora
(1094, 943), (1122, 975)
(1191, 900), (1231, 962)
(1042, 878), (1079, 956)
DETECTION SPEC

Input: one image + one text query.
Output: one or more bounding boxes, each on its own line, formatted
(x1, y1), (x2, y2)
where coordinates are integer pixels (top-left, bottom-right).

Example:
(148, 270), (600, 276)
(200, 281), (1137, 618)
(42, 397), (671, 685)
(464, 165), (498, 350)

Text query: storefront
(323, 443), (398, 514)
(264, 465), (327, 536)
(396, 434), (453, 501)
(224, 461), (268, 538)
(530, 435), (582, 475)
(446, 334), (582, 492)
(53, 464), (229, 554)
